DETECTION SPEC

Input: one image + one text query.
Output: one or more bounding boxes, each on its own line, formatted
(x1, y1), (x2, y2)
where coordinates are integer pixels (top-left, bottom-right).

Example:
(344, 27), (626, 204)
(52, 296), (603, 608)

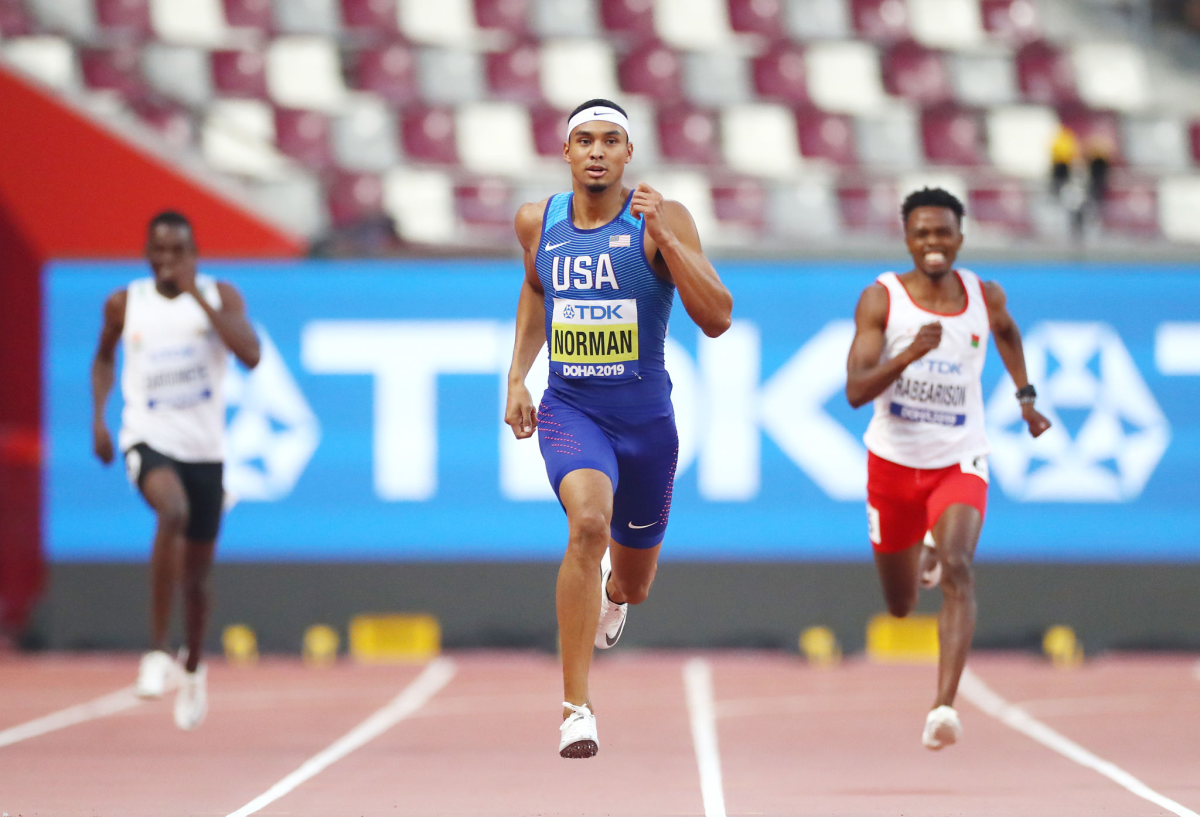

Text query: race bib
(144, 347), (214, 409)
(888, 357), (970, 426)
(550, 298), (638, 379)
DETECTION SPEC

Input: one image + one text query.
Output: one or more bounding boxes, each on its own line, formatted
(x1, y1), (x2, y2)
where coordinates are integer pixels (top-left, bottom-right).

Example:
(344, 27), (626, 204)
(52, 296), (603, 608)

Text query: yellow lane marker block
(222, 624), (259, 666)
(303, 624), (340, 667)
(799, 626), (841, 667)
(1043, 625), (1083, 668)
(349, 614), (441, 664)
(866, 613), (939, 664)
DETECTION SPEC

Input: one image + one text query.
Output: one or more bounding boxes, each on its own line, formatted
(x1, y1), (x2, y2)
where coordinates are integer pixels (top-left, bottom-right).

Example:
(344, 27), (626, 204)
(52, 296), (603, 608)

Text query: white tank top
(862, 269), (990, 470)
(118, 276), (227, 462)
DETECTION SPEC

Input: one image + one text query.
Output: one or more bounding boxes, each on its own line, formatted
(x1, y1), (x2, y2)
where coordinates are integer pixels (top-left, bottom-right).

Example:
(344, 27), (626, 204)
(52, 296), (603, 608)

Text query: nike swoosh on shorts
(627, 522), (656, 529)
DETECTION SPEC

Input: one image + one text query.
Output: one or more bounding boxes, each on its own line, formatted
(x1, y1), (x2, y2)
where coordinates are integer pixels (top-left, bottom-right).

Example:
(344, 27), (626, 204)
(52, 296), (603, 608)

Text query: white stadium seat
(856, 103), (922, 169)
(398, 0), (476, 46)
(908, 0), (984, 49)
(768, 176), (840, 238)
(332, 93), (400, 173)
(539, 38), (619, 111)
(384, 167), (457, 243)
(783, 0), (852, 40)
(683, 52), (752, 107)
(418, 47), (484, 105)
(142, 44), (213, 107)
(1123, 116), (1191, 172)
(457, 101), (537, 176)
(805, 42), (886, 116)
(654, 0), (735, 50)
(532, 0), (599, 37)
(897, 171), (967, 211)
(949, 50), (1018, 107)
(272, 0), (341, 36)
(1072, 43), (1148, 112)
(986, 104), (1060, 179)
(150, 0), (232, 47)
(249, 172), (330, 238)
(202, 99), (291, 178)
(635, 169), (718, 243)
(721, 103), (803, 177)
(25, 0), (95, 40)
(1, 36), (79, 93)
(1157, 176), (1200, 243)
(266, 36), (347, 112)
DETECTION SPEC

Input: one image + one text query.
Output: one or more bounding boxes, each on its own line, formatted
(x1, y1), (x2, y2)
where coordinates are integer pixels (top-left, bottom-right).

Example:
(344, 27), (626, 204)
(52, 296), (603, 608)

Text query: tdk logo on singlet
(911, 359), (963, 375)
(551, 254), (620, 291)
(563, 303), (624, 321)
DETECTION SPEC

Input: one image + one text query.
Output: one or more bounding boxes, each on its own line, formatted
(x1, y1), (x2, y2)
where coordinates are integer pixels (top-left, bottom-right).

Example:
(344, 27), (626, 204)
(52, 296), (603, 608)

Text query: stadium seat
(399, 105), (459, 163)
(654, 0), (734, 50)
(796, 105), (857, 165)
(1071, 43), (1148, 112)
(326, 170), (386, 227)
(332, 93), (400, 172)
(26, 0), (98, 40)
(211, 48), (268, 98)
(728, 0), (785, 38)
(538, 38), (618, 110)
(418, 47), (485, 104)
(1191, 121), (1200, 165)
(341, 0), (398, 33)
(856, 104), (922, 168)
(752, 41), (809, 104)
(201, 98), (288, 177)
(530, 104), (568, 156)
(897, 168), (965, 203)
(782, 0), (851, 39)
(398, 0), (476, 45)
(768, 178), (841, 237)
(805, 41), (886, 115)
(132, 99), (194, 147)
(907, 0), (983, 49)
(968, 182), (1031, 234)
(455, 178), (514, 227)
(920, 103), (985, 165)
(142, 44), (212, 106)
(96, 0), (153, 40)
(222, 0), (272, 30)
(1015, 40), (1076, 104)
(486, 42), (544, 103)
(722, 103), (802, 176)
(274, 107), (333, 170)
(353, 43), (420, 105)
(637, 168), (718, 237)
(457, 101), (536, 175)
(532, 0), (598, 36)
(80, 45), (146, 98)
(1122, 116), (1190, 172)
(656, 104), (721, 164)
(1058, 105), (1123, 164)
(598, 0), (653, 35)
(948, 50), (1017, 107)
(980, 0), (1038, 41)
(266, 36), (346, 111)
(618, 40), (684, 103)
(711, 178), (768, 232)
(849, 0), (908, 41)
(475, 0), (528, 34)
(250, 172), (329, 237)
(683, 51), (751, 106)
(384, 167), (457, 242)
(2, 35), (80, 93)
(273, 0), (340, 35)
(881, 41), (952, 104)
(0, 0), (34, 36)
(837, 180), (902, 233)
(149, 0), (232, 47)
(985, 104), (1058, 178)
(1100, 181), (1158, 236)
(1158, 177), (1200, 243)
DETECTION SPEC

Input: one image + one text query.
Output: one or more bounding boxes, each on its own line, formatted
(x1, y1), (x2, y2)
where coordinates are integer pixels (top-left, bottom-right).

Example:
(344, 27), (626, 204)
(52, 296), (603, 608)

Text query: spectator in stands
(1050, 125), (1080, 198)
(1085, 134), (1114, 216)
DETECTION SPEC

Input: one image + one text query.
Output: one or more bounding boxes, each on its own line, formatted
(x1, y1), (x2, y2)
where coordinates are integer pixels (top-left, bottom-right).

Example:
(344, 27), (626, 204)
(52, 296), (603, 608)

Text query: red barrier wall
(0, 65), (302, 637)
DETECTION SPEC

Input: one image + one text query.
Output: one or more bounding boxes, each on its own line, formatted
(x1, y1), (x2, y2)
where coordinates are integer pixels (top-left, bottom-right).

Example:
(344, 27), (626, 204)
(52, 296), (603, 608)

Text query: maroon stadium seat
(327, 171), (386, 227)
(131, 100), (193, 148)
(796, 106), (857, 165)
(1015, 40), (1076, 105)
(354, 44), (421, 105)
(968, 183), (1032, 235)
(728, 0), (784, 37)
(486, 43), (543, 103)
(981, 0), (1039, 41)
(475, 0), (530, 34)
(752, 42), (808, 104)
(882, 41), (952, 105)
(838, 181), (902, 233)
(618, 41), (684, 103)
(456, 179), (514, 227)
(657, 105), (721, 164)
(599, 0), (655, 35)
(95, 0), (152, 39)
(850, 0), (908, 41)
(223, 0), (273, 31)
(211, 49), (269, 99)
(1190, 121), (1200, 165)
(920, 104), (985, 165)
(1058, 105), (1123, 164)
(340, 0), (398, 33)
(1100, 181), (1158, 236)
(712, 178), (768, 232)
(0, 0), (33, 37)
(80, 46), (146, 99)
(275, 107), (334, 170)
(400, 105), (459, 163)
(531, 105), (569, 156)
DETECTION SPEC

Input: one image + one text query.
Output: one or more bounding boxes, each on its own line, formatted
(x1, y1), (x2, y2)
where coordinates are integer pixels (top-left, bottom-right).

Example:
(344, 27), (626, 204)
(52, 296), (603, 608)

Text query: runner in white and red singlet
(845, 188), (1051, 750)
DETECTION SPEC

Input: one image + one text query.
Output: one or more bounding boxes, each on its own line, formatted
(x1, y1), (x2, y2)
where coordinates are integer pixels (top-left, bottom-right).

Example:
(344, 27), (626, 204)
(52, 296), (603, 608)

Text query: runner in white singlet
(845, 188), (1051, 750)
(91, 212), (260, 731)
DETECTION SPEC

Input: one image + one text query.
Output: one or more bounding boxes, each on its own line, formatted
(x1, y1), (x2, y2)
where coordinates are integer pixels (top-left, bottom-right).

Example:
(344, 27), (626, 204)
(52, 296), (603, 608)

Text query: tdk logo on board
(985, 322), (1169, 502)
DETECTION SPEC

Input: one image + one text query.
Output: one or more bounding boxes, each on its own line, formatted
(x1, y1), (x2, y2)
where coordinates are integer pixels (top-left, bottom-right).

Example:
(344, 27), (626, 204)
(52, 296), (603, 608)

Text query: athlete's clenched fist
(630, 183), (673, 244)
(905, 321), (943, 361)
(505, 382), (538, 439)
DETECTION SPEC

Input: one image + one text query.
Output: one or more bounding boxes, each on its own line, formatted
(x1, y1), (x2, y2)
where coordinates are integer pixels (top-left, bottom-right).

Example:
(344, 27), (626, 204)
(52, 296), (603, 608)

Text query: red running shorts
(866, 451), (988, 554)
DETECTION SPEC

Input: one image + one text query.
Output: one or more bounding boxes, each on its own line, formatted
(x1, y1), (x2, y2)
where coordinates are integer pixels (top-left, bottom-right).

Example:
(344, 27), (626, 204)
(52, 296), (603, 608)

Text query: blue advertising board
(45, 260), (1200, 562)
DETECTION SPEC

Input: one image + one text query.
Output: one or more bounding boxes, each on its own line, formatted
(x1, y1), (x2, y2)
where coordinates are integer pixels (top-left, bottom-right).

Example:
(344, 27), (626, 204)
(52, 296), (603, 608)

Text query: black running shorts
(124, 443), (225, 542)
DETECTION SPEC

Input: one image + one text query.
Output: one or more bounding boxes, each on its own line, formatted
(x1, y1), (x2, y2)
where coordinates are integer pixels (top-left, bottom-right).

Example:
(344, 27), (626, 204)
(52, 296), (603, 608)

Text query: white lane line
(0, 686), (142, 749)
(225, 658), (456, 817)
(683, 658), (728, 817)
(960, 668), (1199, 817)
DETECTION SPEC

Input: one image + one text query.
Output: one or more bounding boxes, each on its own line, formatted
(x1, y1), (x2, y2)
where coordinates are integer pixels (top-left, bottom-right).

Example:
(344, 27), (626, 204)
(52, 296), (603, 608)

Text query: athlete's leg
(606, 541), (660, 605)
(930, 503), (982, 708)
(138, 466), (189, 651)
(181, 540), (215, 673)
(556, 468), (614, 715)
(873, 544), (923, 618)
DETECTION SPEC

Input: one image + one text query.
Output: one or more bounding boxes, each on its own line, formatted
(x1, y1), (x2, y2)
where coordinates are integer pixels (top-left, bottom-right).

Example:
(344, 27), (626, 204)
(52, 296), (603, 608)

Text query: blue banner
(45, 260), (1200, 562)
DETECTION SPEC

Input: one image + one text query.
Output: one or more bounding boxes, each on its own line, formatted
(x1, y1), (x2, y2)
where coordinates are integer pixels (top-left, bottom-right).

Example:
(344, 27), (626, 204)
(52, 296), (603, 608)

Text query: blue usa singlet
(534, 190), (676, 408)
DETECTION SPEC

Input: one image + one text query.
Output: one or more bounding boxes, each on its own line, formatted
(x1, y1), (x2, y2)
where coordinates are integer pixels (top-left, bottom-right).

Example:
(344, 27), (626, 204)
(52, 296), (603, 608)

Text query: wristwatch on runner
(1015, 384), (1037, 406)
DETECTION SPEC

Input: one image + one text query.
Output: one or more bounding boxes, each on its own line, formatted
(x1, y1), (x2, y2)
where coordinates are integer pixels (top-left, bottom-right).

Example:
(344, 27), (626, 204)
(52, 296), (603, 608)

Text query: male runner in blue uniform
(506, 99), (732, 758)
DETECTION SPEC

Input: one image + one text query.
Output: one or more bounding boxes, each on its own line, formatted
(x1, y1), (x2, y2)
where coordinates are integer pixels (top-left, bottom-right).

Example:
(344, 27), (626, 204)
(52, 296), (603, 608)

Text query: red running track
(0, 651), (1197, 816)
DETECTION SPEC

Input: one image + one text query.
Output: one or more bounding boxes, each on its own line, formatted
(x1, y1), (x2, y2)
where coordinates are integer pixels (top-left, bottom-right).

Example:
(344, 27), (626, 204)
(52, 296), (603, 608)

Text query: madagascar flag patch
(970, 334), (980, 348)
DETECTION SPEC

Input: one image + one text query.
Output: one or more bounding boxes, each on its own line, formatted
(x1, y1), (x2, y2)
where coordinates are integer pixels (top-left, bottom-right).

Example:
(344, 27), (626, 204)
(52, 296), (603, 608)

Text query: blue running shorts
(537, 391), (679, 549)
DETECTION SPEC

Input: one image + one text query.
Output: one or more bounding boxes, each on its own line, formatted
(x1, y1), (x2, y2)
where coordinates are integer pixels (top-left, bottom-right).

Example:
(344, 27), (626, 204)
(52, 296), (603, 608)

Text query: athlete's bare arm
(983, 280), (1051, 438)
(633, 183), (732, 338)
(506, 201), (550, 440)
(198, 281), (261, 369)
(91, 289), (127, 465)
(845, 284), (942, 408)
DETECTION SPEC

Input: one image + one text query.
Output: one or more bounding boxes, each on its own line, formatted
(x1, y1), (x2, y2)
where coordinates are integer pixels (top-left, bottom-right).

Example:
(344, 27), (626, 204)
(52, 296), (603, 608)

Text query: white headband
(565, 106), (633, 144)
